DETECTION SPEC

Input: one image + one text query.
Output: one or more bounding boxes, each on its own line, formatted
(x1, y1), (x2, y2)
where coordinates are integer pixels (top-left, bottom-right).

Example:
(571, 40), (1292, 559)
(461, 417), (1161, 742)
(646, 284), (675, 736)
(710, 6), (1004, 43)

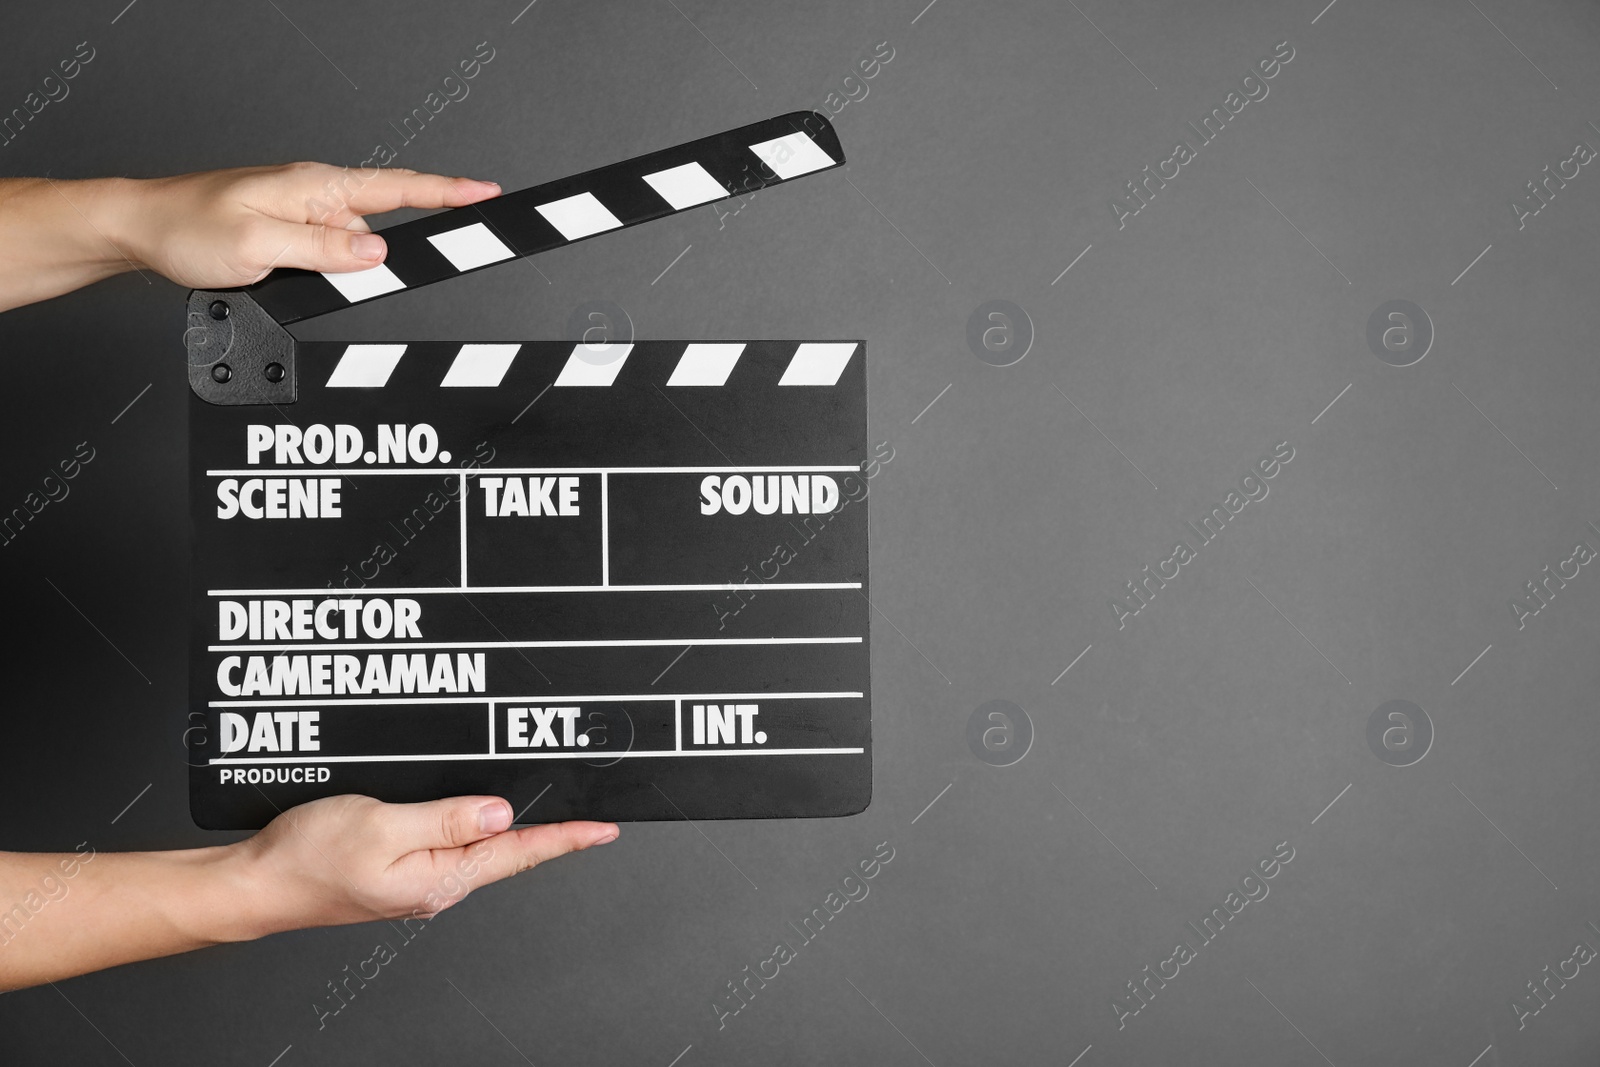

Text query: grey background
(1, 0), (1597, 1063)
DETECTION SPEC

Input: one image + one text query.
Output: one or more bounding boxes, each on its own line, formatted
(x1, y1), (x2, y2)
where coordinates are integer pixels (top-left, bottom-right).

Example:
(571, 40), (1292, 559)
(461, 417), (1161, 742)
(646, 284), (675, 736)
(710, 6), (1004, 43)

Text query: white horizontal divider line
(211, 748), (866, 766)
(211, 690), (864, 708)
(207, 583), (863, 596)
(210, 637), (861, 652)
(206, 465), (862, 477)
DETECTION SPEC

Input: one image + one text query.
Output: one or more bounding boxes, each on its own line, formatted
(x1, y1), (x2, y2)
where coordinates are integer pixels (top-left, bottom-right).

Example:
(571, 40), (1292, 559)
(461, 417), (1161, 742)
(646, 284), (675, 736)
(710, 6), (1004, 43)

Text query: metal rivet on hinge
(264, 362), (285, 383)
(209, 300), (230, 320)
(211, 363), (233, 383)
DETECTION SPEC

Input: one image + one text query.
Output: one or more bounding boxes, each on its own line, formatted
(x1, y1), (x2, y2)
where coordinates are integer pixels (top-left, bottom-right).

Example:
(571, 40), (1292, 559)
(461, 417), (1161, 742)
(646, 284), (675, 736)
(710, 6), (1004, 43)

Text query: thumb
(465, 822), (619, 882)
(252, 217), (388, 276)
(386, 795), (514, 852)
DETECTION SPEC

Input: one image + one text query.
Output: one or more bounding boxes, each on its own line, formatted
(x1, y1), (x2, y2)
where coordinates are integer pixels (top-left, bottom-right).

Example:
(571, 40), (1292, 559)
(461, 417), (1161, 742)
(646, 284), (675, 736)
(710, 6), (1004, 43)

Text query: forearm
(0, 844), (273, 990)
(0, 177), (147, 312)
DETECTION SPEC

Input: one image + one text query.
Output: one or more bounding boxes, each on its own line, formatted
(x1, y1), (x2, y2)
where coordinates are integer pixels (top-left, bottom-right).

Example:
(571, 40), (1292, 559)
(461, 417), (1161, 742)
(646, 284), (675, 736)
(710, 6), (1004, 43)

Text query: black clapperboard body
(185, 113), (871, 829)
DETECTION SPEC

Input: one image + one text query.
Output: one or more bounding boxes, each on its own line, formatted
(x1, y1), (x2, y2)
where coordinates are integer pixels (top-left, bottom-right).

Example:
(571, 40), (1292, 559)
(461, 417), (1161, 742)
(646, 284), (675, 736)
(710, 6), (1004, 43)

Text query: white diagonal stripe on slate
(748, 133), (834, 180)
(667, 343), (745, 386)
(321, 263), (406, 303)
(778, 342), (856, 386)
(554, 343), (634, 386)
(326, 344), (407, 388)
(427, 222), (515, 271)
(643, 162), (729, 210)
(441, 344), (522, 387)
(536, 192), (624, 240)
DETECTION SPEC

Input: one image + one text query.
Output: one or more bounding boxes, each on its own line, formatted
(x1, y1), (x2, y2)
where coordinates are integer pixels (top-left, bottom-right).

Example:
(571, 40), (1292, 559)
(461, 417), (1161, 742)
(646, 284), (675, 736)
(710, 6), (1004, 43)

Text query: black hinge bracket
(184, 289), (297, 406)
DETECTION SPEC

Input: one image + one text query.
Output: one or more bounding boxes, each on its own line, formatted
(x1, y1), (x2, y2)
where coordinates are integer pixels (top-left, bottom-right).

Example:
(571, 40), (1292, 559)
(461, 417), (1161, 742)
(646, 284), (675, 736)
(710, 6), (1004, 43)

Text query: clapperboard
(183, 112), (871, 829)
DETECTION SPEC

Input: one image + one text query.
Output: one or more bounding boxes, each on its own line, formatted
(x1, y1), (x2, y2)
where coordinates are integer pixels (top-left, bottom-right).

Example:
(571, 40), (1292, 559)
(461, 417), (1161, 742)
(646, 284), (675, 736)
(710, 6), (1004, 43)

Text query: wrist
(175, 840), (299, 944)
(81, 176), (155, 273)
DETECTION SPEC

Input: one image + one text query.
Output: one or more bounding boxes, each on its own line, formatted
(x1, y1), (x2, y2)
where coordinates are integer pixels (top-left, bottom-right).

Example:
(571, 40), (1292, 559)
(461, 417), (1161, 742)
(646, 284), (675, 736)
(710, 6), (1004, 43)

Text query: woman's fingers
(372, 795), (516, 852)
(445, 821), (619, 884)
(303, 166), (501, 218)
(242, 216), (389, 276)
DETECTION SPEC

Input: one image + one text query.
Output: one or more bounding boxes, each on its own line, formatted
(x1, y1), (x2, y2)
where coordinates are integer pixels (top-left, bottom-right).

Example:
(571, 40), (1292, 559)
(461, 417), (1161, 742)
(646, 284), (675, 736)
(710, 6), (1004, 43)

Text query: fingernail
(351, 233), (385, 261)
(464, 178), (501, 194)
(479, 801), (512, 833)
(591, 828), (619, 847)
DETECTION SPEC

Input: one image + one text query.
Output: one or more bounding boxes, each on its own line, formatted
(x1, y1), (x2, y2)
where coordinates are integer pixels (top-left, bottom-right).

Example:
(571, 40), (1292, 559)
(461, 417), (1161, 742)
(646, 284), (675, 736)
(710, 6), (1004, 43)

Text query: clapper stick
(185, 111), (871, 829)
(182, 110), (845, 404)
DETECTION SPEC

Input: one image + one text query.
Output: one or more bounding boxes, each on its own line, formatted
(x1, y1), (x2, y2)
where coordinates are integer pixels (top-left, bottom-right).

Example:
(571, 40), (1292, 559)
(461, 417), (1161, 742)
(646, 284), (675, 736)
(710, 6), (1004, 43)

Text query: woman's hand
(227, 795), (618, 936)
(117, 163), (502, 288)
(0, 164), (501, 311)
